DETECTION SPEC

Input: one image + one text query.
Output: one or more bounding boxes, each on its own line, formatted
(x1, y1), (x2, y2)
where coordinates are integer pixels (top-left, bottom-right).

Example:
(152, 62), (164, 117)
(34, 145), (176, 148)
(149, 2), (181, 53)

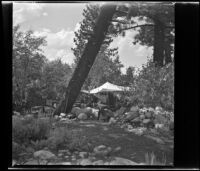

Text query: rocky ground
(13, 105), (174, 166)
(14, 121), (173, 166)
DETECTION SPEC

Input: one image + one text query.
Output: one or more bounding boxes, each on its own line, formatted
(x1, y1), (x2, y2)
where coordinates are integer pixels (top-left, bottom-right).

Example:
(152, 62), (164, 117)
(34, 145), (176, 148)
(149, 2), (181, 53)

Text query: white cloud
(43, 12), (48, 16)
(13, 2), (46, 25)
(34, 28), (76, 65)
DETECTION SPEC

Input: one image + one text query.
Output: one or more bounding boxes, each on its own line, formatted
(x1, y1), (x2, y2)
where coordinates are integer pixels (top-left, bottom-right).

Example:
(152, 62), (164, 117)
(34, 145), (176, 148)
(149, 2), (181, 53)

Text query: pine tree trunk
(53, 4), (116, 116)
(153, 19), (165, 67)
(164, 40), (172, 65)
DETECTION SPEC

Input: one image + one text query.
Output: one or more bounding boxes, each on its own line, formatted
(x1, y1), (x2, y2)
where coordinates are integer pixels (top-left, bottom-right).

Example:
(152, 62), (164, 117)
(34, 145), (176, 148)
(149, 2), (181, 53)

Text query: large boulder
(109, 157), (140, 165)
(82, 107), (93, 115)
(34, 150), (56, 161)
(78, 113), (88, 120)
(71, 107), (82, 116)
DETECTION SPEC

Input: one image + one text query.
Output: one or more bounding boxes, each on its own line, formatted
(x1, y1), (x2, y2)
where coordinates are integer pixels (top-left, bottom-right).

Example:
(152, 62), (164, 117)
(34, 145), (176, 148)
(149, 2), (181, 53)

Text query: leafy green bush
(12, 116), (51, 144)
(129, 60), (174, 111)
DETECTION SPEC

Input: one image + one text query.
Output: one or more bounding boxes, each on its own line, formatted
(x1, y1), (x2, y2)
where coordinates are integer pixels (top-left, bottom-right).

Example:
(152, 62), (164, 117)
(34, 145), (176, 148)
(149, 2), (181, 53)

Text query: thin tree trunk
(153, 19), (165, 67)
(164, 39), (172, 65)
(53, 4), (116, 115)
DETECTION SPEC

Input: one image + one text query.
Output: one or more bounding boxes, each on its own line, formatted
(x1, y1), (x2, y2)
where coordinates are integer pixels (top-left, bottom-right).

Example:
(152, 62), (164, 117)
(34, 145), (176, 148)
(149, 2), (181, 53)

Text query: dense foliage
(129, 59), (174, 111)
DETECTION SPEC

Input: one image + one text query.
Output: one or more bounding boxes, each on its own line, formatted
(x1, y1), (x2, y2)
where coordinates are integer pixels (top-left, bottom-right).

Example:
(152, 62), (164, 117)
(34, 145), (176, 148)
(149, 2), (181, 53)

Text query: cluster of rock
(113, 106), (174, 132)
(55, 107), (99, 121)
(19, 144), (143, 165)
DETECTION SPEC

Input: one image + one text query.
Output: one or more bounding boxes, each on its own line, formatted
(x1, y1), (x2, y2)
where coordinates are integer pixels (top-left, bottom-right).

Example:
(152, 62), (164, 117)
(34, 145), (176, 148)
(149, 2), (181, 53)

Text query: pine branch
(117, 24), (174, 33)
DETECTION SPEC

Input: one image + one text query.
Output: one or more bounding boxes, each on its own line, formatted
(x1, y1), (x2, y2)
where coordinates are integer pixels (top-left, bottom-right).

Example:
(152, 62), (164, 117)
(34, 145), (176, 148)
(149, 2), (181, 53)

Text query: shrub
(129, 60), (174, 111)
(12, 116), (51, 144)
(12, 141), (34, 163)
(46, 127), (93, 152)
(47, 127), (71, 151)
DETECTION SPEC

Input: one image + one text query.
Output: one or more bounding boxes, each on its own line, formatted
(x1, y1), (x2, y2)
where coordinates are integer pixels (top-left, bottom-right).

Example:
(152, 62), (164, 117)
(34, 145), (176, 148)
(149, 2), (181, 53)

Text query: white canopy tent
(89, 82), (130, 94)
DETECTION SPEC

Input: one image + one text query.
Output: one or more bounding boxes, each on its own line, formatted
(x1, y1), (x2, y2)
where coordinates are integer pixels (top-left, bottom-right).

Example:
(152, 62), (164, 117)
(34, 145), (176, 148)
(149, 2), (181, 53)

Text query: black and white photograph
(12, 1), (175, 166)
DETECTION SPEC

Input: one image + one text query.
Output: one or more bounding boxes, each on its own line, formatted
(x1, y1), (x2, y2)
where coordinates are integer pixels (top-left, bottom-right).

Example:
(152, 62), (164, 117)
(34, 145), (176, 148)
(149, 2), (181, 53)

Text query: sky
(13, 2), (153, 74)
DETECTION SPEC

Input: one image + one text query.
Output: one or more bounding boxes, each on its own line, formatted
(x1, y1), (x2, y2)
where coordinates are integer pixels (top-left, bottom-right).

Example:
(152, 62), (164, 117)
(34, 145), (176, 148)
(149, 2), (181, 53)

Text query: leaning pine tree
(53, 4), (116, 115)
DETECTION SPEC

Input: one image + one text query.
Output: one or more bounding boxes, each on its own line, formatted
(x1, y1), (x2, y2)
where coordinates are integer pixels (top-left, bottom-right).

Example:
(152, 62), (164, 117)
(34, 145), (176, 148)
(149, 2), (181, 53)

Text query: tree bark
(53, 4), (116, 116)
(153, 19), (165, 67)
(164, 39), (172, 65)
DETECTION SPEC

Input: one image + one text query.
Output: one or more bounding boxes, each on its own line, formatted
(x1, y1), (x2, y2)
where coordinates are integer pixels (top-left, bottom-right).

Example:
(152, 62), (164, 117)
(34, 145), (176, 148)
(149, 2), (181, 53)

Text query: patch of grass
(145, 152), (166, 165)
(12, 116), (51, 144)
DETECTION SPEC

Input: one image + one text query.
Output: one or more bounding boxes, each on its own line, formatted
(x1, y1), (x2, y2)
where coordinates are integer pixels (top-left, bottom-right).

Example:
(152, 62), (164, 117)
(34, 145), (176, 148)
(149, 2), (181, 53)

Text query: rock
(91, 108), (99, 118)
(154, 115), (167, 124)
(125, 111), (139, 121)
(64, 156), (69, 159)
(71, 107), (82, 116)
(67, 113), (76, 119)
(12, 160), (17, 166)
(130, 106), (139, 112)
(143, 119), (151, 124)
(155, 106), (163, 112)
(113, 146), (122, 153)
(34, 150), (56, 161)
(79, 159), (93, 165)
(114, 107), (126, 117)
(79, 152), (88, 158)
(78, 113), (88, 120)
(109, 157), (140, 165)
(82, 107), (92, 115)
(140, 114), (145, 119)
(59, 162), (71, 165)
(155, 123), (164, 129)
(93, 145), (111, 157)
(24, 160), (39, 165)
(13, 111), (20, 116)
(145, 112), (152, 118)
(109, 117), (117, 125)
(132, 117), (140, 122)
(60, 113), (66, 117)
(58, 153), (63, 157)
(148, 107), (155, 113)
(129, 127), (147, 135)
(93, 160), (104, 165)
(54, 115), (59, 119)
